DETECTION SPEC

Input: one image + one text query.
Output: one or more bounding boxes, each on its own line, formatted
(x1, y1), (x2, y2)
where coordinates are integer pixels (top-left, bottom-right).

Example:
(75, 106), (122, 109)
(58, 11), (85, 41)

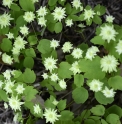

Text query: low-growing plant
(0, 0), (122, 124)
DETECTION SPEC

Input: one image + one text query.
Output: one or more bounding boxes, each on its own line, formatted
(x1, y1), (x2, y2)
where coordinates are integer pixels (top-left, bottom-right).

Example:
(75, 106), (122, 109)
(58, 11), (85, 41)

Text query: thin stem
(66, 100), (74, 108)
(31, 22), (39, 41)
(59, 90), (72, 100)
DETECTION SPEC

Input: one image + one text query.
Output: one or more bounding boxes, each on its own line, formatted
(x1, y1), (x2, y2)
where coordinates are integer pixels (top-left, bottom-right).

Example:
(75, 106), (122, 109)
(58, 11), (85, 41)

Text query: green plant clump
(0, 0), (122, 124)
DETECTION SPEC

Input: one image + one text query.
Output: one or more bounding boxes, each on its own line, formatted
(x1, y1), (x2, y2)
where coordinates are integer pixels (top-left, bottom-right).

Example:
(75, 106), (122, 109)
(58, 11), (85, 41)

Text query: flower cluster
(89, 79), (116, 98)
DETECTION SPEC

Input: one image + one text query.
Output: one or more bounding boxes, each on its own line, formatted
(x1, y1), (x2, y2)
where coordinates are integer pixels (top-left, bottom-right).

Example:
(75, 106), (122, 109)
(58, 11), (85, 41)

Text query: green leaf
(106, 114), (120, 124)
(89, 116), (101, 121)
(57, 100), (66, 111)
(13, 70), (22, 78)
(116, 28), (122, 40)
(19, 0), (35, 11)
(60, 110), (74, 121)
(72, 87), (88, 104)
(95, 92), (114, 105)
(24, 86), (38, 101)
(65, 55), (75, 64)
(0, 26), (9, 35)
(101, 119), (108, 124)
(23, 57), (34, 69)
(106, 105), (122, 118)
(46, 14), (56, 23)
(44, 95), (55, 109)
(94, 4), (106, 16)
(10, 27), (19, 37)
(79, 14), (84, 21)
(108, 76), (122, 90)
(104, 41), (119, 58)
(84, 119), (95, 124)
(27, 35), (37, 45)
(80, 110), (91, 121)
(74, 74), (84, 87)
(90, 105), (105, 116)
(85, 5), (92, 10)
(1, 38), (12, 52)
(90, 36), (105, 45)
(25, 48), (36, 57)
(65, 3), (72, 14)
(68, 15), (79, 21)
(86, 19), (92, 26)
(54, 22), (62, 33)
(51, 50), (57, 59)
(47, 22), (55, 32)
(10, 3), (20, 11)
(37, 39), (52, 54)
(16, 15), (27, 28)
(79, 57), (105, 79)
(0, 90), (8, 102)
(93, 15), (102, 24)
(23, 68), (36, 83)
(71, 7), (80, 14)
(58, 62), (73, 79)
(48, 0), (58, 6)
(55, 120), (75, 124)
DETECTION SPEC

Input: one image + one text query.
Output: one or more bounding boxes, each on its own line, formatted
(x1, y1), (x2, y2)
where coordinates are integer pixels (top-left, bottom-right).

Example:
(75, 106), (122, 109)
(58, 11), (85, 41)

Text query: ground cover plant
(0, 0), (122, 124)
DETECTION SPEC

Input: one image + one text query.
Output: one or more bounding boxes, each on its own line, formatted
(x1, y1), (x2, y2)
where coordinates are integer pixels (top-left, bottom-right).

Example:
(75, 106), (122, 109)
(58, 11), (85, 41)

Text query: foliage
(0, 0), (122, 124)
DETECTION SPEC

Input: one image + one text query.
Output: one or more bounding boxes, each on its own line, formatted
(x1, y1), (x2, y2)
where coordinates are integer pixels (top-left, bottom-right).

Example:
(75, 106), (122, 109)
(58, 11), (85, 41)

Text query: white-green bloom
(71, 0), (82, 9)
(84, 9), (95, 21)
(100, 55), (119, 73)
(8, 96), (24, 111)
(2, 0), (13, 8)
(106, 15), (115, 23)
(0, 80), (3, 89)
(31, 0), (38, 3)
(36, 6), (47, 17)
(52, 99), (59, 105)
(65, 19), (73, 27)
(70, 61), (81, 75)
(59, 79), (67, 89)
(14, 36), (27, 50)
(4, 102), (8, 109)
(99, 25), (118, 43)
(50, 39), (60, 49)
(11, 47), (20, 55)
(52, 7), (66, 22)
(23, 11), (35, 23)
(102, 86), (116, 98)
(38, 17), (47, 27)
(43, 108), (61, 124)
(80, 6), (83, 11)
(42, 73), (48, 79)
(6, 32), (14, 39)
(0, 13), (13, 28)
(2, 53), (13, 65)
(62, 42), (73, 53)
(115, 40), (122, 55)
(50, 73), (59, 82)
(44, 56), (57, 72)
(4, 80), (15, 94)
(89, 79), (103, 92)
(71, 48), (83, 59)
(3, 69), (11, 80)
(96, 11), (100, 15)
(20, 25), (29, 36)
(13, 113), (19, 123)
(85, 46), (99, 60)
(15, 84), (25, 94)
(33, 104), (41, 114)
